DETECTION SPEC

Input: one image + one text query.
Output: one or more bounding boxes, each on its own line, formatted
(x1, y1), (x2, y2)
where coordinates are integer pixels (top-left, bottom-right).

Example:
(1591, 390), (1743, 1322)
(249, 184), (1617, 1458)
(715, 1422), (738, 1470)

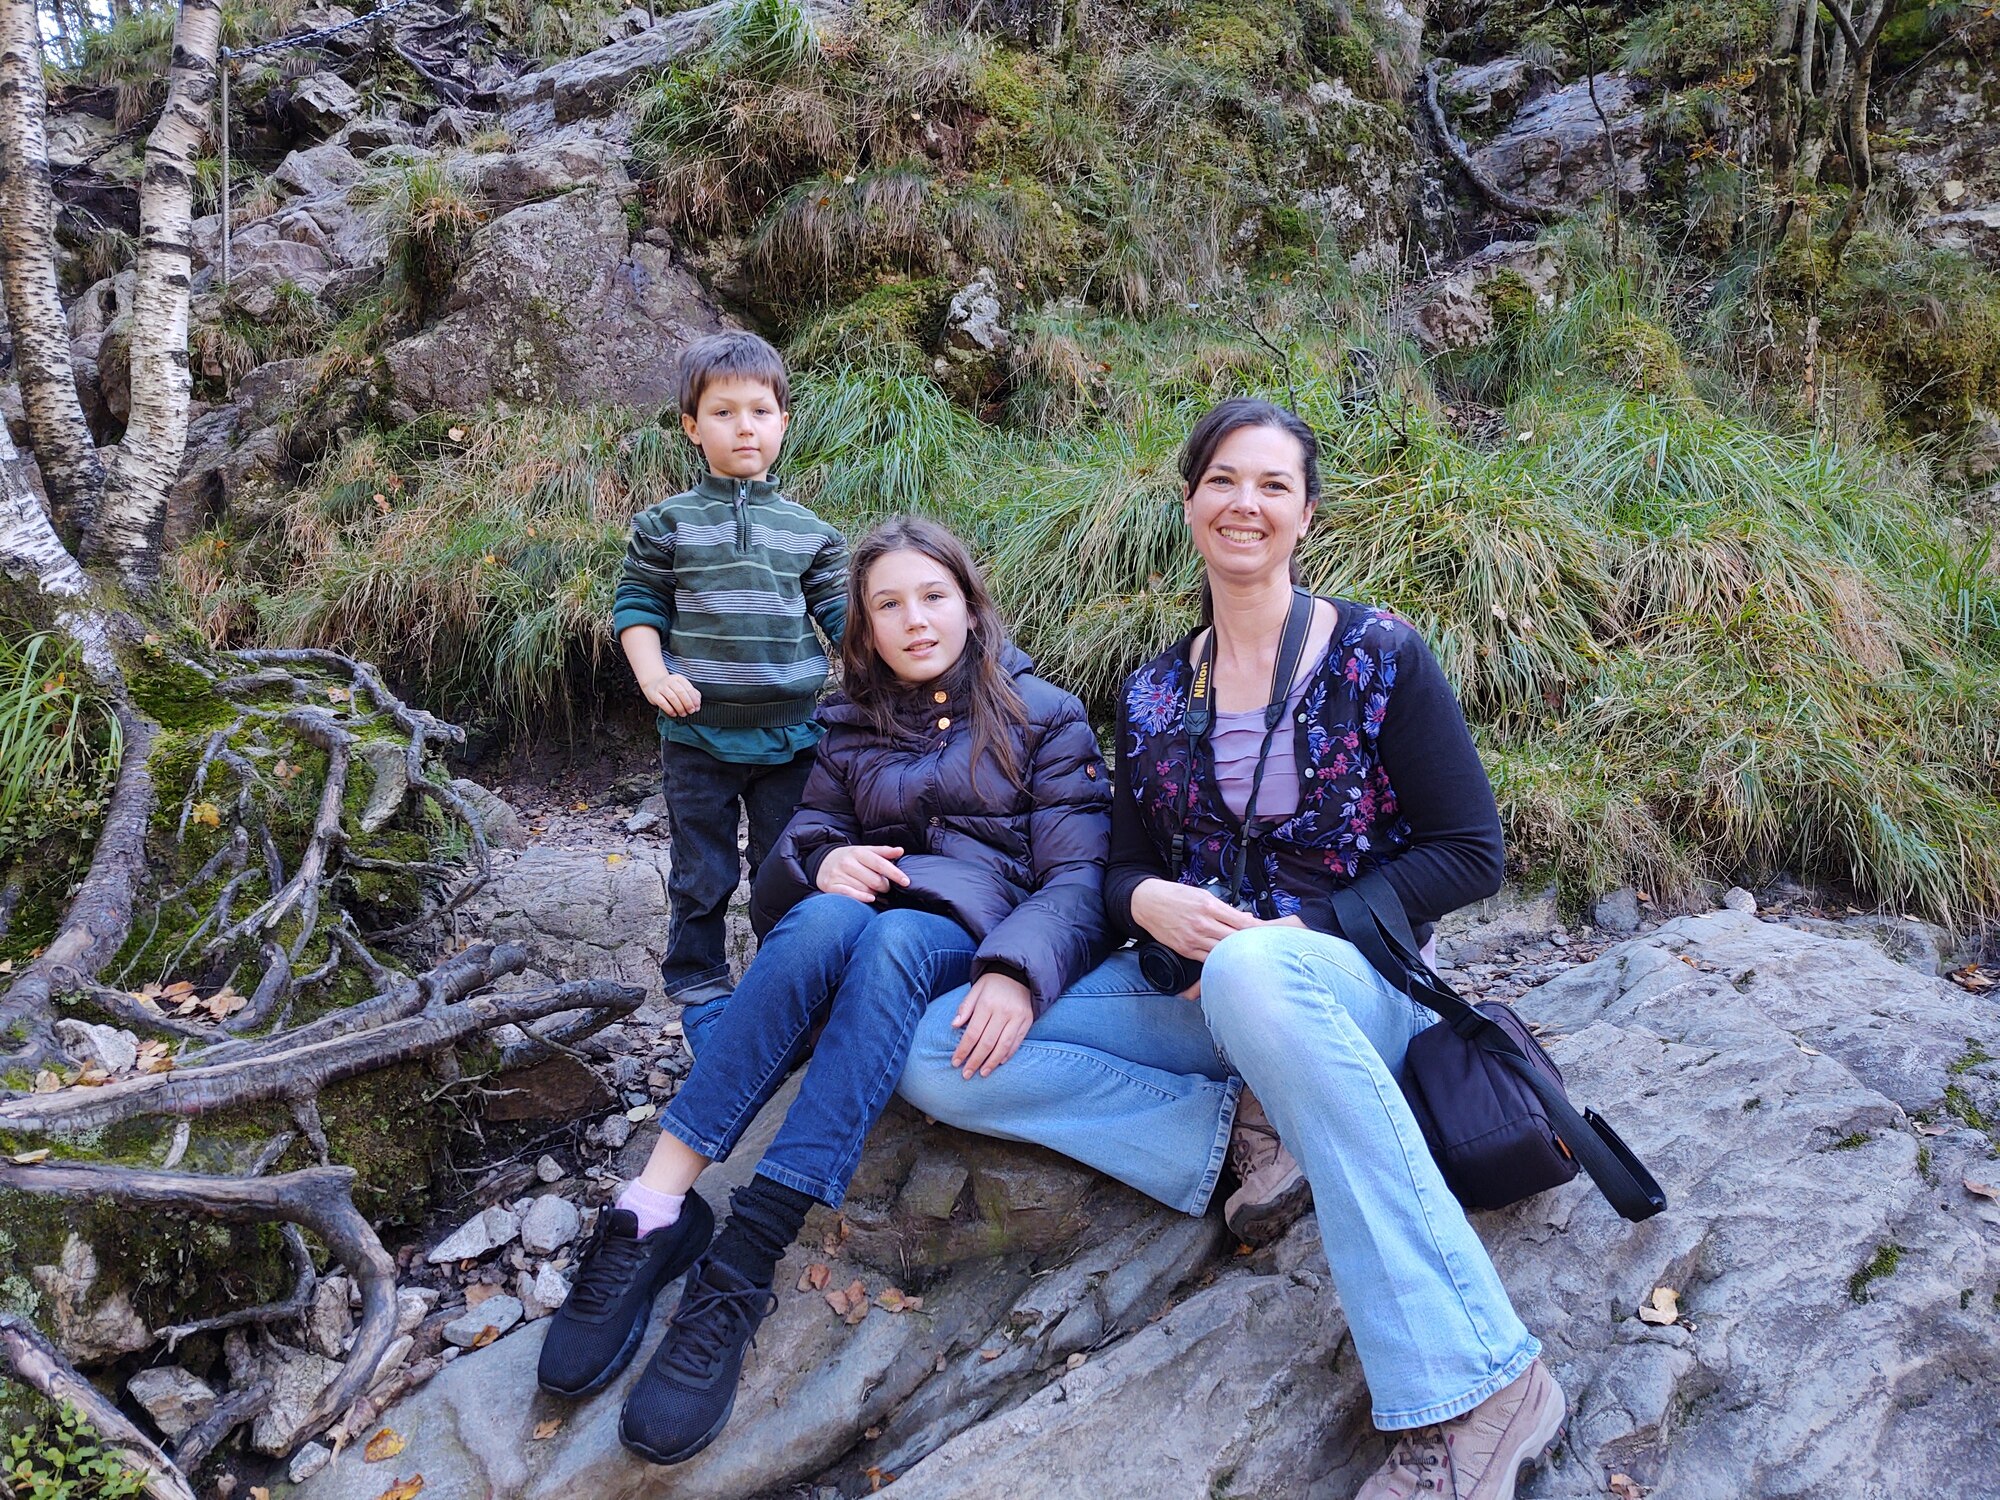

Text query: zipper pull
(735, 480), (749, 550)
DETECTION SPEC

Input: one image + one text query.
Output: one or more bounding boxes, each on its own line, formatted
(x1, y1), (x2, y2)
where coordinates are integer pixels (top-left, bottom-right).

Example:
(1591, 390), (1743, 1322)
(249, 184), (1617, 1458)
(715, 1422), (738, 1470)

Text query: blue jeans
(661, 893), (974, 1207)
(658, 738), (814, 1002)
(899, 927), (1539, 1430)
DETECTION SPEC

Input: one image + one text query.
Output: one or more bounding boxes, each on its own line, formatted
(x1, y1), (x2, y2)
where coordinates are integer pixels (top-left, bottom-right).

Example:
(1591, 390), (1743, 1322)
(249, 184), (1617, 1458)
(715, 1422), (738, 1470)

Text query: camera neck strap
(1173, 587), (1316, 897)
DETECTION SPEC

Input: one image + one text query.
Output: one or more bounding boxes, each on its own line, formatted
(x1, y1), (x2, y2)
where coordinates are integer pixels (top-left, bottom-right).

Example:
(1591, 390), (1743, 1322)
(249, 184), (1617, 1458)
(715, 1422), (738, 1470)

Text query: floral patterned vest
(1121, 598), (1417, 917)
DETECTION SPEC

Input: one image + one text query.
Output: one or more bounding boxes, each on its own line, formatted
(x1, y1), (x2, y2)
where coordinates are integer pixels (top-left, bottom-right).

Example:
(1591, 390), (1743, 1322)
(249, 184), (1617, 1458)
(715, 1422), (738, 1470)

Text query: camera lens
(1138, 942), (1198, 995)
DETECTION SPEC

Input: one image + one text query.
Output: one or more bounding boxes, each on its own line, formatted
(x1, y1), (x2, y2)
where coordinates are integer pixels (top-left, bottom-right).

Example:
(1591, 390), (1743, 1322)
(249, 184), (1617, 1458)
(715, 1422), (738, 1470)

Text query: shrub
(3, 1404), (145, 1500)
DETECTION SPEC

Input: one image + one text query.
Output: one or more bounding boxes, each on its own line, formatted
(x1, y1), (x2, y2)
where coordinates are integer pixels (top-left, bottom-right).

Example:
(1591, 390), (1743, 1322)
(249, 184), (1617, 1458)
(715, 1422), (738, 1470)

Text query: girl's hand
(816, 844), (910, 902)
(1128, 877), (1261, 962)
(951, 972), (1035, 1077)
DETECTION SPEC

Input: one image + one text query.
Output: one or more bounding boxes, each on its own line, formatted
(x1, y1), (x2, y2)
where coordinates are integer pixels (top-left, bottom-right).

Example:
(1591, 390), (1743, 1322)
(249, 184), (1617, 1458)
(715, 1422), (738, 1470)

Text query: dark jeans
(659, 738), (814, 1002)
(659, 893), (976, 1206)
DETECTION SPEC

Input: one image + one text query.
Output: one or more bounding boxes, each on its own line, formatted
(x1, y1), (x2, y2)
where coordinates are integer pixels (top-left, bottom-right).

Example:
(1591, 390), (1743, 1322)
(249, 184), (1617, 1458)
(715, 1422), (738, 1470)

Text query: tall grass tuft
(0, 636), (120, 866)
(385, 161), (484, 320)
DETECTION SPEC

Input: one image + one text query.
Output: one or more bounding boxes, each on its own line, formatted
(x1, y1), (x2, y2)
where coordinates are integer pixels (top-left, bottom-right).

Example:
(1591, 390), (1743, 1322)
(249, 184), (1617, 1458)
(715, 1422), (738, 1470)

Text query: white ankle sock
(615, 1180), (685, 1237)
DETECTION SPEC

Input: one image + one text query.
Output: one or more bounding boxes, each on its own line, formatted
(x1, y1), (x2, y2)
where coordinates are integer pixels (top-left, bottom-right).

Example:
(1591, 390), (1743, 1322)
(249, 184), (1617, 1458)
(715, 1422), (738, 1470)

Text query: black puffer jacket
(753, 646), (1112, 1015)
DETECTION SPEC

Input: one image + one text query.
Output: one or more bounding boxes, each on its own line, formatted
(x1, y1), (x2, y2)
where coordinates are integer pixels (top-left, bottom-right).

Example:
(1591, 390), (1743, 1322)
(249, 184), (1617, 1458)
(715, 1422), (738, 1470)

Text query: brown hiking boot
(1223, 1089), (1311, 1245)
(1354, 1360), (1567, 1500)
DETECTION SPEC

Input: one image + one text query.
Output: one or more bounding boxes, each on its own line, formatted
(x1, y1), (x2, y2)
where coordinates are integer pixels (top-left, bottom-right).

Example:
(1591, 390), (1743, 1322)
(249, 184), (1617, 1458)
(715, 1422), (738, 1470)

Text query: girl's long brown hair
(842, 516), (1030, 792)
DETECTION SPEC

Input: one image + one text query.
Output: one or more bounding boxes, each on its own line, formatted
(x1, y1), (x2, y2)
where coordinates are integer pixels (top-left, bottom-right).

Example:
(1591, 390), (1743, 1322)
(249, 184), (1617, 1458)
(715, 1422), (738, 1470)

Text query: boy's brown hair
(677, 330), (791, 416)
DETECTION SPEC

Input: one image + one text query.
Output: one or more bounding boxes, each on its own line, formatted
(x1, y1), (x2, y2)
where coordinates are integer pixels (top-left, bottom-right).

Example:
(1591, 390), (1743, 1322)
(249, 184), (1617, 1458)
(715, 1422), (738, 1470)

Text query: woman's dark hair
(843, 516), (1030, 790)
(1179, 398), (1322, 623)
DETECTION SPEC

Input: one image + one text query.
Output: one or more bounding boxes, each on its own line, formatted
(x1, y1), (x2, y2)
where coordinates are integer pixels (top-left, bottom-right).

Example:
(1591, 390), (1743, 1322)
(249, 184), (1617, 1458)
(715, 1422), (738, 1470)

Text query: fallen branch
(1421, 59), (1563, 225)
(0, 1313), (199, 1500)
(0, 1162), (397, 1460)
(0, 976), (643, 1136)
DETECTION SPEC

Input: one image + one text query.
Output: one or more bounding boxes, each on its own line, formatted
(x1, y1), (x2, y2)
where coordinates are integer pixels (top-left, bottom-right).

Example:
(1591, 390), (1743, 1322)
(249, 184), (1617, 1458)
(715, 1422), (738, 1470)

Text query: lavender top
(1209, 670), (1312, 822)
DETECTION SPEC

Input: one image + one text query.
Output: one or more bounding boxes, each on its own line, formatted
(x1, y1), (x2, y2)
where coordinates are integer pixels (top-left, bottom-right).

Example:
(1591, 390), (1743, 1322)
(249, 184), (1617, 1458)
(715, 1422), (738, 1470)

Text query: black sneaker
(618, 1252), (778, 1465)
(536, 1192), (713, 1397)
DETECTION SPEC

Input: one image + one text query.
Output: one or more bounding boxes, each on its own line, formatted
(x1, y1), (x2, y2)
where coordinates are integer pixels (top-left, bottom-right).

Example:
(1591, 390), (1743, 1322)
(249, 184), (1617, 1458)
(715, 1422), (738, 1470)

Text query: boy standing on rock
(612, 331), (849, 1040)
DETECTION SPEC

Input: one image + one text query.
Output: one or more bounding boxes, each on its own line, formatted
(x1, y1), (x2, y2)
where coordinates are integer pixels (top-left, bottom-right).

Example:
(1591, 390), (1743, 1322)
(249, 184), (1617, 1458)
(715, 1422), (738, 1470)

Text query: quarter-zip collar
(695, 471), (781, 552)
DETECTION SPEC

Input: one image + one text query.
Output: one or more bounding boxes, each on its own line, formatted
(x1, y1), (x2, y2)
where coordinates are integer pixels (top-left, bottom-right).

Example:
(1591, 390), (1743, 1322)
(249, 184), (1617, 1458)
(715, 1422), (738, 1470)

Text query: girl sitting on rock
(537, 515), (1113, 1467)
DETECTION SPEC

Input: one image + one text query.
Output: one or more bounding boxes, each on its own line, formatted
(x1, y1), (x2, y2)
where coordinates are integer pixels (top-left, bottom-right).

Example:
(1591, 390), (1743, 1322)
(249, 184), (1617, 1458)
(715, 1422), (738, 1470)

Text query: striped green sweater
(612, 473), (849, 730)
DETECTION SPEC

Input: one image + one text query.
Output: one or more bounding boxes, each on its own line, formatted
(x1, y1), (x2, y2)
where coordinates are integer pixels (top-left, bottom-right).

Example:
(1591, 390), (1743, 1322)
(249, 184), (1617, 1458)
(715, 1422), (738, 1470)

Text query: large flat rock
(294, 911), (2000, 1499)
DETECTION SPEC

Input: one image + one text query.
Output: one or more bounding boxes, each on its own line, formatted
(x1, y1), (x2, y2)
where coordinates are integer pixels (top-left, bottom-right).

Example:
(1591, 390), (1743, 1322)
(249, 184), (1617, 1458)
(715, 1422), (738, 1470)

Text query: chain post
(219, 48), (232, 290)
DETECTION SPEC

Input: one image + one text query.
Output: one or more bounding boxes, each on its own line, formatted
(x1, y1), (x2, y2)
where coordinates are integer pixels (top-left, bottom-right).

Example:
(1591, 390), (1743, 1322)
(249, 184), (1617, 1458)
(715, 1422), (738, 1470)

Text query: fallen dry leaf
(572, 801), (590, 812)
(0, 959), (12, 974)
(978, 1347), (1003, 1361)
(1065, 1352), (1087, 1371)
(821, 1216), (851, 1256)
(876, 1286), (909, 1313)
(864, 1425), (882, 1440)
(1608, 1475), (1647, 1500)
(251, 1489), (271, 1500)
(864, 1466), (895, 1491)
(190, 801), (222, 829)
(134, 1040), (173, 1074)
(10, 1149), (50, 1164)
(328, 686), (352, 704)
(625, 1103), (656, 1123)
(373, 1479), (424, 1500)
(1949, 965), (1995, 993)
(1798, 1045), (1823, 1057)
(32, 1070), (62, 1094)
(275, 758), (299, 782)
(1636, 1286), (1680, 1326)
(469, 1325), (501, 1349)
(1965, 1178), (1998, 1201)
(464, 1283), (503, 1309)
(796, 1263), (831, 1293)
(532, 1418), (562, 1440)
(74, 1066), (112, 1087)
(203, 986), (248, 1020)
(605, 852), (624, 867)
(1916, 1122), (1950, 1136)
(363, 1428), (406, 1463)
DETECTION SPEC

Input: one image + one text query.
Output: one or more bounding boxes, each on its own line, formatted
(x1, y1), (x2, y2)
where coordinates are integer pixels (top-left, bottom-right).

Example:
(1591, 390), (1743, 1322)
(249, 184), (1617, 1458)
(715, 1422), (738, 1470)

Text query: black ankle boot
(618, 1250), (779, 1465)
(536, 1191), (713, 1397)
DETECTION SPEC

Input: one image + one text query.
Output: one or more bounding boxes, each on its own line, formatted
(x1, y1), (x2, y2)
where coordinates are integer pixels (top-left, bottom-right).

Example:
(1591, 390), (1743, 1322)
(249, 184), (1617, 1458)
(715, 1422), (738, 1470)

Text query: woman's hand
(815, 845), (911, 902)
(1129, 877), (1261, 962)
(950, 972), (1035, 1077)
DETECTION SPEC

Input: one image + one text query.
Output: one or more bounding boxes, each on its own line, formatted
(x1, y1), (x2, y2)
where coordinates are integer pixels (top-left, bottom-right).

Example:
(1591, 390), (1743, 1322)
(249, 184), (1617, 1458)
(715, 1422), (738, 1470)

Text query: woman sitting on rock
(899, 399), (1564, 1500)
(538, 515), (1113, 1467)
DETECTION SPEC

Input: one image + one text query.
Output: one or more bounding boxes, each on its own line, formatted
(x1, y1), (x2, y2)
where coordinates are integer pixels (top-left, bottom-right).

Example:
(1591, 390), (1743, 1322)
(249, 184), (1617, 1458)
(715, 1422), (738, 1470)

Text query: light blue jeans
(898, 926), (1540, 1429)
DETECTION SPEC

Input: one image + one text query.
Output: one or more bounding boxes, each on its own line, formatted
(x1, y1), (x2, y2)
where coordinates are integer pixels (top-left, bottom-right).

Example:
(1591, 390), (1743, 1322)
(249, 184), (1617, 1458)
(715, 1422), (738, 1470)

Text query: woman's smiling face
(1182, 422), (1315, 587)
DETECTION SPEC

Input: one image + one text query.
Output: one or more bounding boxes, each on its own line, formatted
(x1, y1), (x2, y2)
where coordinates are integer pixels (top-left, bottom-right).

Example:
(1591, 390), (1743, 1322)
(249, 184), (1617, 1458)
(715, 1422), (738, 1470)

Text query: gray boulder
(1406, 239), (1563, 353)
(381, 185), (726, 412)
(497, 1), (721, 123)
(1470, 73), (1646, 211)
(126, 1366), (217, 1440)
(281, 71), (363, 135)
(464, 845), (694, 1004)
(449, 776), (530, 850)
(293, 911), (2000, 1500)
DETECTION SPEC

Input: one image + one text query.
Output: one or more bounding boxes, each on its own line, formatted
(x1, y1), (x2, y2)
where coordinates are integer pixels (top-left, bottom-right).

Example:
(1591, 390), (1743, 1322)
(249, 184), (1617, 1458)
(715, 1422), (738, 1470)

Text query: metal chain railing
(50, 104), (166, 184)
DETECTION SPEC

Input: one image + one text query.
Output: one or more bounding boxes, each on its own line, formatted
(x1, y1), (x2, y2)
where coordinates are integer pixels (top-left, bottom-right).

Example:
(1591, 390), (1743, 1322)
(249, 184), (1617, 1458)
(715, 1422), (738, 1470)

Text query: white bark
(0, 421), (116, 679)
(92, 0), (222, 593)
(0, 0), (105, 536)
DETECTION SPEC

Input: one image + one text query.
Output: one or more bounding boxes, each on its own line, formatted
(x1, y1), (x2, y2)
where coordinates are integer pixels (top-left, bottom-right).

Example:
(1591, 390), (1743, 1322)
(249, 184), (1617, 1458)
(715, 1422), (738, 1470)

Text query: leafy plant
(0, 635), (120, 860)
(3, 1403), (146, 1500)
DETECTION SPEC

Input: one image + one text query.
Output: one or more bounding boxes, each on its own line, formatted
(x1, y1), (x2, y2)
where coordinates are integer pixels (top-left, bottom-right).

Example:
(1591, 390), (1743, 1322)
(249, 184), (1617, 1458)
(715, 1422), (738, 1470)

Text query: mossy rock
(789, 279), (948, 372)
(1588, 313), (1696, 400)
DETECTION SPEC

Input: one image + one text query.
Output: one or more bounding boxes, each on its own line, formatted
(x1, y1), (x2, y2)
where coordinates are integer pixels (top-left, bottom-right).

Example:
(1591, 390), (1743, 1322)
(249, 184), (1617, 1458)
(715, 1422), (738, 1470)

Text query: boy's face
(681, 375), (789, 482)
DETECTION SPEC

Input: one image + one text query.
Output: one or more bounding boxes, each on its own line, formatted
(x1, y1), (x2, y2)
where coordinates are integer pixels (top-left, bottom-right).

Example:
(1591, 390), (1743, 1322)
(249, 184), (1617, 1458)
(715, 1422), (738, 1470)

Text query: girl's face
(864, 548), (971, 685)
(1182, 423), (1314, 589)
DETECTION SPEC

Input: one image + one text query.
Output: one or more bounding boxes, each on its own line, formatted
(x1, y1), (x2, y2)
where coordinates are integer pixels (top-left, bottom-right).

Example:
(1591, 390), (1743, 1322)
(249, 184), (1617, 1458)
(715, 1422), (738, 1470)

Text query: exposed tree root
(0, 1161), (398, 1471)
(1420, 60), (1564, 225)
(0, 1313), (198, 1500)
(0, 972), (643, 1136)
(0, 701), (157, 1073)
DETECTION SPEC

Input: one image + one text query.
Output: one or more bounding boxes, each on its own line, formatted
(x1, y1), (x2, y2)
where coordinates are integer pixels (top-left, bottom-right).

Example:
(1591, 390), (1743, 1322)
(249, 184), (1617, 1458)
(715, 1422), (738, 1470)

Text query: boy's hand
(639, 671), (701, 718)
(950, 972), (1034, 1077)
(816, 845), (909, 902)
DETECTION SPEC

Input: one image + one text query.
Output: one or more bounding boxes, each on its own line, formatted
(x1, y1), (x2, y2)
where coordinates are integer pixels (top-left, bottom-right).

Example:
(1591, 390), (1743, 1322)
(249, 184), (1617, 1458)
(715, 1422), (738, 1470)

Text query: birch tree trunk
(0, 421), (117, 679)
(89, 0), (221, 593)
(0, 0), (106, 540)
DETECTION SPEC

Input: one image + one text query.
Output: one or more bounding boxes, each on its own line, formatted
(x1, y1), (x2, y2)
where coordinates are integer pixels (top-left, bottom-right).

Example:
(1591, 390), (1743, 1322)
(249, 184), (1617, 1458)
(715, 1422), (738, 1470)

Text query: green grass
(0, 636), (120, 860)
